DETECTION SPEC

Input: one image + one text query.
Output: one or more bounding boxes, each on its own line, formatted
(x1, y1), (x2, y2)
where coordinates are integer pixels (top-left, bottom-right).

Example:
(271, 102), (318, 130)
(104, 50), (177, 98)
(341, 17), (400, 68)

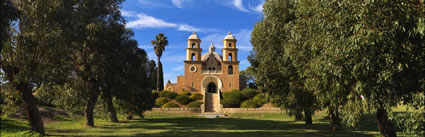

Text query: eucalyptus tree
(251, 0), (318, 124)
(68, 0), (125, 127)
(0, 0), (72, 134)
(152, 33), (168, 92)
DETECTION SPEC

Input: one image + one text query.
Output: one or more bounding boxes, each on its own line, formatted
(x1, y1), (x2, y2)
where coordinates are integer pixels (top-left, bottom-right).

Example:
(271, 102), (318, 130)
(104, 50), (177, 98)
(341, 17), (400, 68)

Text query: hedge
(155, 97), (169, 106)
(187, 101), (203, 108)
(162, 102), (180, 108)
(175, 95), (192, 105)
(241, 88), (259, 100)
(241, 99), (258, 108)
(189, 93), (203, 100)
(159, 90), (178, 99)
(221, 90), (243, 108)
(252, 94), (267, 106)
(179, 91), (191, 96)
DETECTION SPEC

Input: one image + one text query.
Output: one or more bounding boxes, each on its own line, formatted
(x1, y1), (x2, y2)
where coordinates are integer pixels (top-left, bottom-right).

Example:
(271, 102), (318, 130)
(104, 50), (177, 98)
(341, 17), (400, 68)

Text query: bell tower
(186, 32), (202, 61)
(222, 32), (237, 62)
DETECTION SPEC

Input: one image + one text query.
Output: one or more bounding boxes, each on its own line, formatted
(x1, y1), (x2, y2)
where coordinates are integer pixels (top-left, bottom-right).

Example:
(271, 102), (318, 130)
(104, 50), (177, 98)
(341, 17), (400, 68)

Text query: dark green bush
(175, 95), (192, 105)
(162, 102), (180, 108)
(179, 91), (191, 96)
(152, 91), (159, 100)
(189, 93), (203, 100)
(155, 97), (169, 106)
(241, 88), (259, 100)
(187, 101), (203, 108)
(221, 90), (243, 108)
(159, 90), (178, 99)
(253, 94), (267, 106)
(241, 99), (258, 108)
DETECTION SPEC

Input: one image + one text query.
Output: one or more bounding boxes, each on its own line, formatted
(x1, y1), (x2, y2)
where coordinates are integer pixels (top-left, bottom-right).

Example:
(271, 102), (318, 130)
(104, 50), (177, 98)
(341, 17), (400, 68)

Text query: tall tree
(250, 0), (318, 124)
(68, 0), (125, 127)
(1, 0), (71, 134)
(151, 33), (168, 92)
(148, 60), (158, 90)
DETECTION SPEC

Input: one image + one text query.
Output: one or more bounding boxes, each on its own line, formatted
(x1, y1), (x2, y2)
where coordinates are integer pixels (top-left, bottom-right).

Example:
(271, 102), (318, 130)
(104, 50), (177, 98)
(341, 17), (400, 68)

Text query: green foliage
(175, 95), (192, 105)
(252, 94), (267, 106)
(155, 97), (169, 106)
(240, 99), (258, 108)
(159, 90), (178, 99)
(241, 88), (259, 100)
(221, 90), (243, 108)
(179, 91), (192, 96)
(189, 93), (203, 100)
(161, 102), (179, 108)
(187, 101), (203, 108)
(152, 91), (159, 100)
(395, 93), (425, 137)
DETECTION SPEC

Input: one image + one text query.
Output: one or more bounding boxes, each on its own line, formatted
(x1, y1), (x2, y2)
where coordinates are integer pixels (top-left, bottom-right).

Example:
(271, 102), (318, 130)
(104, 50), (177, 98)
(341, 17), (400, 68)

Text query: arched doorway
(201, 76), (222, 113)
(207, 82), (216, 93)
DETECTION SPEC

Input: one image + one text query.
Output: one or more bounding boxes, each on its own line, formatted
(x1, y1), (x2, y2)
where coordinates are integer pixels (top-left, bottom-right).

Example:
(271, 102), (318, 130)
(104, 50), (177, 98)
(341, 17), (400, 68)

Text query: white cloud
(127, 13), (177, 29)
(124, 11), (214, 32)
(252, 1), (264, 12)
(233, 0), (248, 12)
(171, 0), (187, 8)
(178, 24), (201, 32)
(137, 0), (169, 8)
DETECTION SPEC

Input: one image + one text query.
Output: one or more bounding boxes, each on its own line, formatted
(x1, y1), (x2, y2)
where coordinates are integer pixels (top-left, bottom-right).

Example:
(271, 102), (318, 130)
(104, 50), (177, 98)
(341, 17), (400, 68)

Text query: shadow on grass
(102, 117), (374, 137)
(0, 117), (29, 133)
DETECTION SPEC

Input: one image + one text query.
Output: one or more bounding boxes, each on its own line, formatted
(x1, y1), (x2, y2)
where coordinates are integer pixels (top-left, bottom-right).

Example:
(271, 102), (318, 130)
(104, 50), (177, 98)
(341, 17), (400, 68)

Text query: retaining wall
(146, 107), (281, 114)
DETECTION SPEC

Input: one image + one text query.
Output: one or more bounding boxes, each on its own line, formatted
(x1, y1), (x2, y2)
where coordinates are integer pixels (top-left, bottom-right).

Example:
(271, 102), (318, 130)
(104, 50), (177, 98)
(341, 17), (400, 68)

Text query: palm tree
(151, 33), (168, 92)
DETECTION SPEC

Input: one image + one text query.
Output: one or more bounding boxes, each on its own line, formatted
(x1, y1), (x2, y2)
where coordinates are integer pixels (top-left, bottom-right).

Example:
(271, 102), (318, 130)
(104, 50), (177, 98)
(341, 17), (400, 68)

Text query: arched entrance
(201, 76), (222, 113)
(207, 82), (216, 93)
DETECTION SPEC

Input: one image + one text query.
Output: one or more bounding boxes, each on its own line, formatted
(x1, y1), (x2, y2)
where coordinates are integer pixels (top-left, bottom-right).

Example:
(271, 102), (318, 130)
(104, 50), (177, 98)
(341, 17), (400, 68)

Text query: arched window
(209, 67), (211, 70)
(228, 43), (232, 48)
(212, 67), (215, 70)
(230, 82), (232, 87)
(228, 53), (232, 61)
(191, 53), (196, 61)
(228, 65), (233, 75)
(207, 82), (216, 93)
(192, 43), (196, 48)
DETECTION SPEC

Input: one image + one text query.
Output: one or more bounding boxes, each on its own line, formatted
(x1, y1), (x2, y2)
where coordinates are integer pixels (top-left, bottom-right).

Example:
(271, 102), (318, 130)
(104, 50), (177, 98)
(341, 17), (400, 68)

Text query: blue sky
(121, 0), (264, 83)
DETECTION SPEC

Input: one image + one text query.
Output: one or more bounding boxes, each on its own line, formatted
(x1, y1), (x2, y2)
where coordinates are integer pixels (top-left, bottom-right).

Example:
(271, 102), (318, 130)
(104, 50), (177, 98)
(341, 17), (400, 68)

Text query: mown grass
(1, 107), (412, 137)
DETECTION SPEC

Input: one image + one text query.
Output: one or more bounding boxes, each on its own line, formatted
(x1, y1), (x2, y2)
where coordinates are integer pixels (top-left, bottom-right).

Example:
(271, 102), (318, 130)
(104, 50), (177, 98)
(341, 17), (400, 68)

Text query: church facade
(164, 32), (240, 113)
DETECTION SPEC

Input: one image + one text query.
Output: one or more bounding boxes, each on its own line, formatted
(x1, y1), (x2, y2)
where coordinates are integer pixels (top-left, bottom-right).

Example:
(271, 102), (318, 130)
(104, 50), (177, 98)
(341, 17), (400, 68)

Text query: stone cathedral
(165, 32), (240, 112)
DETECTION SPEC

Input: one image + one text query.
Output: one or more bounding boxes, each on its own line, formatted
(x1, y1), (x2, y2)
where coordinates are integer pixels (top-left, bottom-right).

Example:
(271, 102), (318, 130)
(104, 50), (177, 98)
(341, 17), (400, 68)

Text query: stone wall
(145, 108), (201, 113)
(222, 108), (282, 113)
(146, 107), (282, 114)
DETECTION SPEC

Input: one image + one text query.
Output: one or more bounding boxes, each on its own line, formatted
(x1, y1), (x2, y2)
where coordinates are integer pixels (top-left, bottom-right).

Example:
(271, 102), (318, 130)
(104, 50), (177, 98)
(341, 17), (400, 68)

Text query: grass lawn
(1, 108), (412, 137)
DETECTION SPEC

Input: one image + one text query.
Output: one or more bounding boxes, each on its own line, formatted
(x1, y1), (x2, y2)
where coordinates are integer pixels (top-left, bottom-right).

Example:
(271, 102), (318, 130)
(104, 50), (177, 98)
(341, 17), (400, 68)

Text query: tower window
(228, 43), (232, 48)
(191, 53), (196, 61)
(230, 82), (232, 87)
(212, 67), (215, 70)
(228, 65), (233, 75)
(228, 53), (232, 61)
(192, 43), (196, 48)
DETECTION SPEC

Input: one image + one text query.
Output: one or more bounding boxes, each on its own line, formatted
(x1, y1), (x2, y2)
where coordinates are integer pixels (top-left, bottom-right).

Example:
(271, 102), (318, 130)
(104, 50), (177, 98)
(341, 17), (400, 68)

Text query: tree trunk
(376, 107), (397, 137)
(157, 57), (161, 92)
(85, 81), (100, 127)
(101, 89), (118, 122)
(158, 61), (164, 91)
(304, 109), (313, 124)
(17, 82), (45, 135)
(294, 110), (303, 121)
(329, 107), (343, 130)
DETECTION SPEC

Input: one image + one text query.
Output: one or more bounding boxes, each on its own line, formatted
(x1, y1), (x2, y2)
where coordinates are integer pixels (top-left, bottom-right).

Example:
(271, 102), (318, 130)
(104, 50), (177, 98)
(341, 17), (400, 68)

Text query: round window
(189, 65), (197, 72)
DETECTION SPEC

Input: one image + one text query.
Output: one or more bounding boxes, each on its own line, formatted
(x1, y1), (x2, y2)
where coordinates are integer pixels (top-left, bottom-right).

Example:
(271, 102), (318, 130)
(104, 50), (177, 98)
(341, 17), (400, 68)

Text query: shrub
(152, 91), (159, 100)
(155, 97), (169, 106)
(189, 93), (203, 100)
(252, 94), (267, 106)
(187, 101), (203, 108)
(221, 90), (243, 108)
(159, 90), (178, 99)
(162, 102), (180, 108)
(241, 88), (259, 100)
(175, 95), (192, 105)
(179, 91), (191, 96)
(241, 99), (258, 108)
